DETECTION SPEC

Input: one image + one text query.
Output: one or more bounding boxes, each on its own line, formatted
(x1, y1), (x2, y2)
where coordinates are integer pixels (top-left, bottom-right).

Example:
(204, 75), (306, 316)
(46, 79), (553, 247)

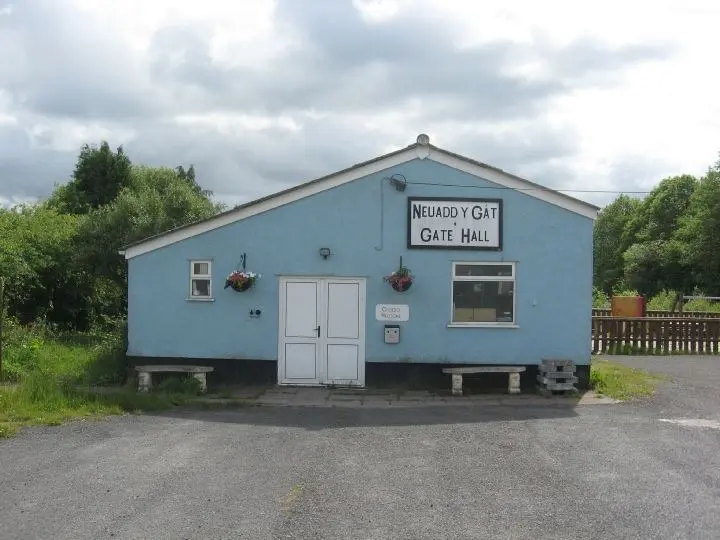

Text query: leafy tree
(116, 165), (222, 245)
(47, 141), (132, 213)
(675, 158), (720, 293)
(593, 194), (642, 293)
(2, 138), (226, 329)
(176, 164), (213, 198)
(620, 174), (699, 295)
(622, 239), (691, 297)
(628, 174), (698, 243)
(72, 165), (222, 319)
(0, 205), (86, 326)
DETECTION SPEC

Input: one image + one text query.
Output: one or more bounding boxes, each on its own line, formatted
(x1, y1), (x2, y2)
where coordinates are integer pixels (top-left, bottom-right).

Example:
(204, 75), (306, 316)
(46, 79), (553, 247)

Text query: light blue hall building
(121, 135), (598, 389)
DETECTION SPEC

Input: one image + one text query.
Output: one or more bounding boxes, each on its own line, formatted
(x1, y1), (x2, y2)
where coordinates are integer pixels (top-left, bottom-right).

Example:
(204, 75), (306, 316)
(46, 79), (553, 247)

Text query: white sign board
(407, 197), (502, 250)
(375, 304), (410, 322)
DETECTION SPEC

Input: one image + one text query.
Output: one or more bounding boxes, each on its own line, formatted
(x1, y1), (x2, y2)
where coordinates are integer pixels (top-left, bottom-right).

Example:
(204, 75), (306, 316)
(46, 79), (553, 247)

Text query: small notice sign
(375, 304), (410, 322)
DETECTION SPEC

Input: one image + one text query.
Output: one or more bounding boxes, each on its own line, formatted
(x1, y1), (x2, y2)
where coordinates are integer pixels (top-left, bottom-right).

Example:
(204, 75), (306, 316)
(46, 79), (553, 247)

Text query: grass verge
(0, 319), (206, 439)
(0, 376), (198, 439)
(590, 359), (664, 400)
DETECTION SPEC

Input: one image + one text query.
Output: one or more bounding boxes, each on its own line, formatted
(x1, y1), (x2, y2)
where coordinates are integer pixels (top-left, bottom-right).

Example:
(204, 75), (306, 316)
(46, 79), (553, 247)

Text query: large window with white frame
(190, 260), (212, 299)
(451, 262), (515, 325)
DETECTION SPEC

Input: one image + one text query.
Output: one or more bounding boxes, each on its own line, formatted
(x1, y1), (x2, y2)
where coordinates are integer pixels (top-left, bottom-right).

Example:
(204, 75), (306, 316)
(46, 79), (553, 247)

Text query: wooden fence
(591, 316), (720, 354)
(592, 308), (720, 318)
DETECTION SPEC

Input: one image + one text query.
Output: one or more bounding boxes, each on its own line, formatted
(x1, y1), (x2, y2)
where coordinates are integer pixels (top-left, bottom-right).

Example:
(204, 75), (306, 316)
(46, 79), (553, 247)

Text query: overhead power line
(404, 180), (651, 195)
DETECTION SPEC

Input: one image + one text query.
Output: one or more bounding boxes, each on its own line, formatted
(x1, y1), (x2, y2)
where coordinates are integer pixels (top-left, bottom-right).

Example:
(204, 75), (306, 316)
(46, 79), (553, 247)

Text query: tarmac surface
(1, 356), (719, 539)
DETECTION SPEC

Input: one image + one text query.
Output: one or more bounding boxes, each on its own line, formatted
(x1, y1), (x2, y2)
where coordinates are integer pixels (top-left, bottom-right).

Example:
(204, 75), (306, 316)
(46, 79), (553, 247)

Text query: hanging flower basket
(224, 270), (261, 292)
(384, 263), (413, 292)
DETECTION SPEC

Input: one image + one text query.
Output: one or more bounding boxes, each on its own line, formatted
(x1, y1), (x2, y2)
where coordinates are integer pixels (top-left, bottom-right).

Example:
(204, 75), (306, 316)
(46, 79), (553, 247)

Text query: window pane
(452, 280), (514, 322)
(191, 278), (210, 297)
(193, 262), (209, 275)
(455, 264), (512, 277)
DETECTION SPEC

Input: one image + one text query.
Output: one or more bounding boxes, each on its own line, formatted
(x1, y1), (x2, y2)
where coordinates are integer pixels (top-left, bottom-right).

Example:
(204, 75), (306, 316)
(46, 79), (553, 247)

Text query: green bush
(646, 289), (677, 310)
(592, 287), (720, 313)
(81, 322), (129, 386)
(644, 289), (720, 312)
(683, 296), (720, 312)
(592, 287), (610, 308)
(1, 317), (129, 384)
(0, 316), (198, 438)
(611, 285), (640, 297)
(2, 318), (45, 381)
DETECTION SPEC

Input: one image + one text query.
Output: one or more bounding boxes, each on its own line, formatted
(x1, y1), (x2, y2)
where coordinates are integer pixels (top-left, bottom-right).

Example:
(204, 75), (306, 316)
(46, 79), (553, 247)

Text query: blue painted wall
(127, 158), (593, 365)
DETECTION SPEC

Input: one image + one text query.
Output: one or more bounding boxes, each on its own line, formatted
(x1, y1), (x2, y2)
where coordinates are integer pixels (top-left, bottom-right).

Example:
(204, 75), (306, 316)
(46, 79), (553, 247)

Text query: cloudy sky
(1, 0), (718, 209)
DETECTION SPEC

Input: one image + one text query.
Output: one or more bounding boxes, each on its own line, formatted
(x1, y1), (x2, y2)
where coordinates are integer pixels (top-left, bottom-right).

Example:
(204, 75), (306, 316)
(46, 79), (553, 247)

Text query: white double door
(278, 277), (366, 387)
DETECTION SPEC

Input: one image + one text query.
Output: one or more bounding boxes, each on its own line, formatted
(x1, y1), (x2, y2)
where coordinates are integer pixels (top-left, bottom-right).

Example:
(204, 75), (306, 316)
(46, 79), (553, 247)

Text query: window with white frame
(190, 260), (212, 299)
(451, 262), (515, 324)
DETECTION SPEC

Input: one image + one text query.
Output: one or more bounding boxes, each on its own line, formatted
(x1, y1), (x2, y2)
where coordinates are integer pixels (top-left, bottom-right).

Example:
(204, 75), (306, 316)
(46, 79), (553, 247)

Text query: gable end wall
(127, 158), (593, 366)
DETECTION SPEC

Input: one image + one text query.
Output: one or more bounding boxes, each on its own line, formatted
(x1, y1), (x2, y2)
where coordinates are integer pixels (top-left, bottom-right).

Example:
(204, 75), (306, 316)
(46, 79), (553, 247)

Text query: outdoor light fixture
(388, 173), (407, 192)
(319, 247), (331, 259)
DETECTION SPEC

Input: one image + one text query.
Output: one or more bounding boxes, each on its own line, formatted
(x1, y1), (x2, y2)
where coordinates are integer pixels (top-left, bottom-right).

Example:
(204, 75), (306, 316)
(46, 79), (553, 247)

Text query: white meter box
(384, 324), (400, 344)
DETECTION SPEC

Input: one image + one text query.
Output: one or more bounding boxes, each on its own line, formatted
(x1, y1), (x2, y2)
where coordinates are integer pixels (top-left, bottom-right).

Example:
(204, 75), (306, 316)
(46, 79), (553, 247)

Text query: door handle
(315, 325), (321, 337)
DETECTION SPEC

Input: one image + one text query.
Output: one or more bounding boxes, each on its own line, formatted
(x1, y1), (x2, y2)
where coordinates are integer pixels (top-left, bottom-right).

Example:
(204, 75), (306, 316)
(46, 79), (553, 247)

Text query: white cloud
(0, 89), (16, 125)
(72, 0), (293, 68)
(352, 0), (409, 24)
(427, 0), (720, 191)
(173, 112), (302, 134)
(25, 120), (137, 153)
(0, 0), (718, 208)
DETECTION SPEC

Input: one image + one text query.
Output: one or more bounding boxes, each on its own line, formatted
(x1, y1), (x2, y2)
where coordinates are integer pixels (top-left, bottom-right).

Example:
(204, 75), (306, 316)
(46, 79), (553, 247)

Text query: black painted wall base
(126, 356), (277, 386)
(125, 357), (592, 392)
(575, 364), (591, 390)
(366, 362), (592, 393)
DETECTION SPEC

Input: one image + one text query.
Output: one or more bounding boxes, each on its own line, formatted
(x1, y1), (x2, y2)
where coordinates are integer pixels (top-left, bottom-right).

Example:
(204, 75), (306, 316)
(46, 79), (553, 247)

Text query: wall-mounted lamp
(388, 173), (407, 192)
(319, 247), (332, 259)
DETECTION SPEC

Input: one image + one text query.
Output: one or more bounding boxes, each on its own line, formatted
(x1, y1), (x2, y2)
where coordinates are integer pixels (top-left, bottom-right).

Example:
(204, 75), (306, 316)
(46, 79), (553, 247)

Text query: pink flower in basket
(224, 270), (261, 292)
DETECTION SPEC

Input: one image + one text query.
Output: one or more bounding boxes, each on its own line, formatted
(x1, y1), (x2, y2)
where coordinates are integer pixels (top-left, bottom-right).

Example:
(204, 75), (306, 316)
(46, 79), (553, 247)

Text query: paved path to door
(2, 355), (720, 539)
(215, 385), (615, 408)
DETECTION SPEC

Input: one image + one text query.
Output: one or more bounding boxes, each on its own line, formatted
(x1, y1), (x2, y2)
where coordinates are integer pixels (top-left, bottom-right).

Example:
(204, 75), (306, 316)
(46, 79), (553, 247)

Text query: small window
(190, 260), (212, 299)
(451, 262), (515, 325)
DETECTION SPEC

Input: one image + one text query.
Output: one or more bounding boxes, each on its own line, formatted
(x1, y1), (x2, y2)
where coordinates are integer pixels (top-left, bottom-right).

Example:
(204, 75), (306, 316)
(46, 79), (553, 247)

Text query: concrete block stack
(537, 358), (578, 395)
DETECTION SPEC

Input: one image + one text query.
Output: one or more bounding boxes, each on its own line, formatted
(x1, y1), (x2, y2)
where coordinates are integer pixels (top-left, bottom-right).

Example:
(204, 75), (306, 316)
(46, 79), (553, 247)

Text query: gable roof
(120, 134), (600, 259)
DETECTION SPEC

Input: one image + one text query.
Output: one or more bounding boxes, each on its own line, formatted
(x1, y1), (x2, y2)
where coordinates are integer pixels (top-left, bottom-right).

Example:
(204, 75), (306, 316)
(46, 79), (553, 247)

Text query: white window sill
(186, 297), (215, 302)
(447, 323), (519, 329)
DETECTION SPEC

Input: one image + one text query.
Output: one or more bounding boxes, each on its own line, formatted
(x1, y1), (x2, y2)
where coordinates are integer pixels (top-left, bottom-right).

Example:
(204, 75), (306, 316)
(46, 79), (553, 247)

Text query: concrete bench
(134, 365), (214, 393)
(442, 366), (527, 396)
